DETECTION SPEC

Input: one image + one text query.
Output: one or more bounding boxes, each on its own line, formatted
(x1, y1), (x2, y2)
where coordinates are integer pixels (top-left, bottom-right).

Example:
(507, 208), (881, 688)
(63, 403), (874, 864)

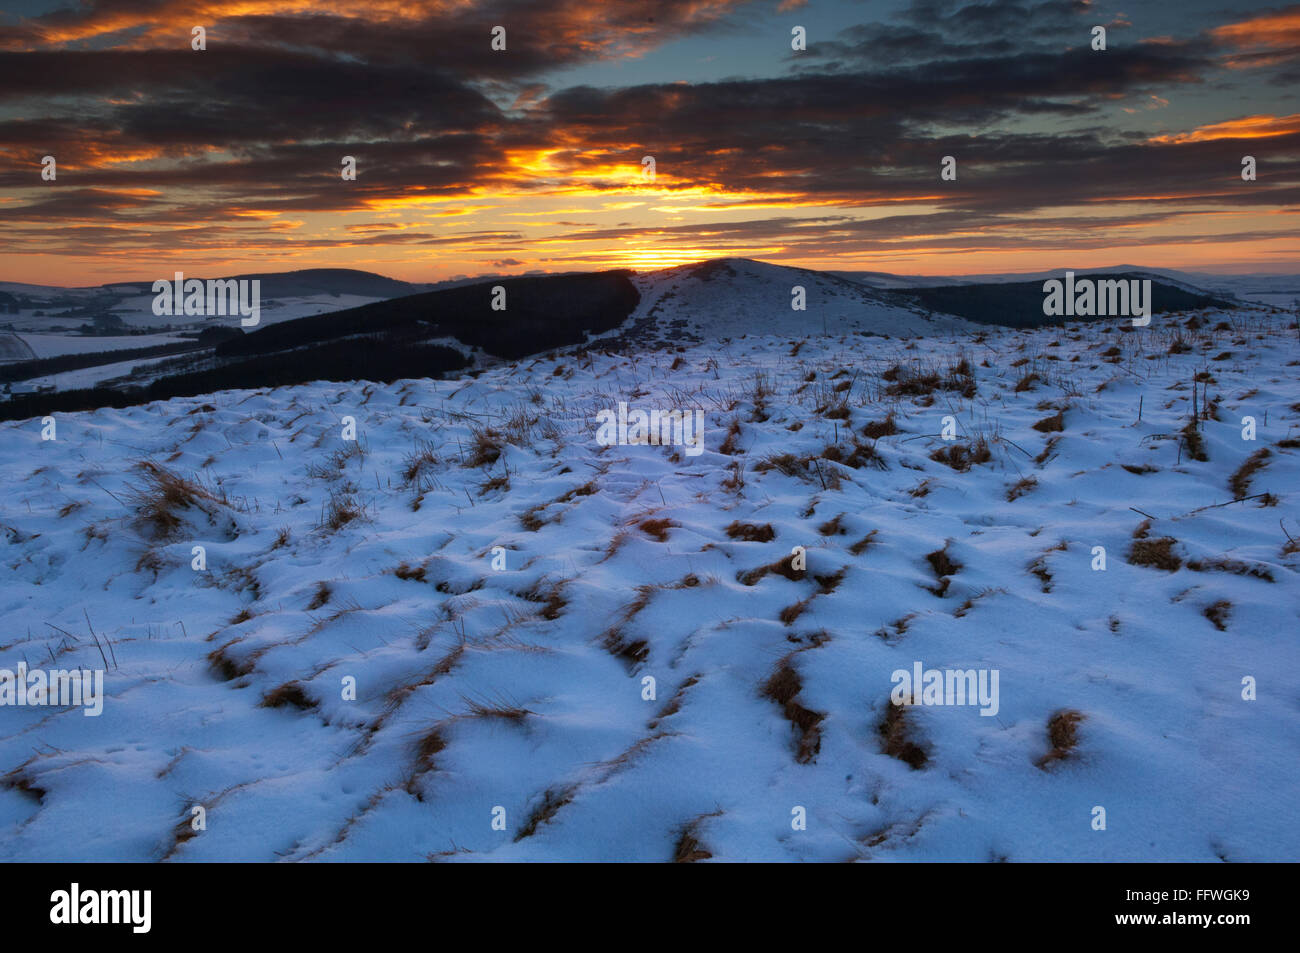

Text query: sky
(0, 0), (1297, 286)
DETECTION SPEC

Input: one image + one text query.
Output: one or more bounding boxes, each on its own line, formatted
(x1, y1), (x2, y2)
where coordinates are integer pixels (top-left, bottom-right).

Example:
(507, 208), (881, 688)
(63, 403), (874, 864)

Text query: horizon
(4, 256), (1300, 293)
(1, 0), (1297, 286)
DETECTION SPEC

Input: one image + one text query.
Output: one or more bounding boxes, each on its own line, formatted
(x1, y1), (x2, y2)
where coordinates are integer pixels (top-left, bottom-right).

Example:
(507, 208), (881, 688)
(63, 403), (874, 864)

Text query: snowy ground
(14, 353), (196, 394)
(0, 308), (1297, 861)
(0, 292), (385, 336)
(15, 333), (192, 359)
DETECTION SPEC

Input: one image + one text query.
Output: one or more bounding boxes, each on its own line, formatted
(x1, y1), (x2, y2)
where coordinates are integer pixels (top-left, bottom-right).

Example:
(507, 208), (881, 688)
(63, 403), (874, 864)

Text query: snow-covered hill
(606, 258), (971, 346)
(0, 270), (415, 336)
(0, 306), (1297, 861)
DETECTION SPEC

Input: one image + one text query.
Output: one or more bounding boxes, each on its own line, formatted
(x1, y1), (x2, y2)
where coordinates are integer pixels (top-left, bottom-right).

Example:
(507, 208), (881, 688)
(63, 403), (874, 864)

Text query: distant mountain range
(3, 268), (429, 300)
(1, 257), (1284, 421)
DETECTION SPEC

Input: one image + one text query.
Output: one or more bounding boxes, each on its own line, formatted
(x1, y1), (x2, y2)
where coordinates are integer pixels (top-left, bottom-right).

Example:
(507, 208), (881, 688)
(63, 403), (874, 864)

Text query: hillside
(1, 305), (1296, 861)
(0, 260), (1284, 423)
(0, 270), (641, 421)
(612, 258), (967, 344)
(889, 274), (1237, 327)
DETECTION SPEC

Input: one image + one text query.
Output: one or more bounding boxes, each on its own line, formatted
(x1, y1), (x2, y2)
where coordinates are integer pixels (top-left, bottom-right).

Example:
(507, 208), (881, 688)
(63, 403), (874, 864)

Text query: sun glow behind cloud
(1, 0), (1297, 284)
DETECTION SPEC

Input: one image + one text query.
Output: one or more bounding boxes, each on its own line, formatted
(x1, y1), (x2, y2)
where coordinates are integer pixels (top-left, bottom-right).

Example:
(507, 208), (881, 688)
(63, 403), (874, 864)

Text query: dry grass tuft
(401, 440), (438, 485)
(1128, 523), (1183, 571)
(514, 786), (576, 841)
(519, 504), (550, 532)
(261, 681), (317, 711)
(873, 614), (915, 642)
(762, 661), (825, 763)
(406, 726), (449, 795)
(649, 674), (700, 729)
(778, 598), (811, 626)
(602, 586), (652, 666)
(817, 513), (845, 536)
(925, 543), (962, 596)
(477, 473), (510, 496)
(738, 553), (805, 586)
(1006, 476), (1038, 501)
(1014, 372), (1041, 393)
(1032, 409), (1065, 433)
(849, 529), (878, 556)
(127, 461), (225, 539)
(1036, 709), (1085, 768)
(208, 640), (254, 681)
(828, 438), (887, 471)
(862, 414), (899, 439)
(720, 460), (746, 492)
(1187, 557), (1274, 582)
(1229, 448), (1271, 498)
(725, 521), (775, 542)
(394, 562), (427, 582)
(929, 437), (991, 472)
(320, 490), (366, 531)
(1028, 555), (1053, 592)
(755, 452), (807, 477)
(465, 426), (504, 468)
(306, 581), (332, 610)
(718, 419), (743, 455)
(463, 693), (532, 723)
(522, 581), (567, 620)
(1204, 600), (1232, 632)
(879, 701), (927, 769)
(556, 480), (598, 502)
(673, 813), (721, 862)
(885, 358), (975, 399)
(639, 517), (678, 542)
(1181, 420), (1208, 462)
(814, 566), (847, 594)
(1, 768), (46, 804)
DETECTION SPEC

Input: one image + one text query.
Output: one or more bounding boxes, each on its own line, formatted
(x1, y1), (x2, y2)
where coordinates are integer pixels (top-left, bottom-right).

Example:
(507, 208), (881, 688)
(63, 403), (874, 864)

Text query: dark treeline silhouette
(0, 339), (469, 422)
(889, 274), (1235, 327)
(0, 340), (209, 384)
(1, 270), (641, 420)
(220, 269), (640, 361)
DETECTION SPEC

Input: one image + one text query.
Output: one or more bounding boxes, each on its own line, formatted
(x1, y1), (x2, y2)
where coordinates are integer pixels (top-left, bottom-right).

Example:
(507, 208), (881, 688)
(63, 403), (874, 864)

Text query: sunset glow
(1, 0), (1296, 285)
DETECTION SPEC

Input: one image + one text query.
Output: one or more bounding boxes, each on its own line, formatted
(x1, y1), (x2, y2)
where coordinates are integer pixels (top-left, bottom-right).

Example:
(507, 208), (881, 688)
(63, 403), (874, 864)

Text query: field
(1, 309), (1296, 861)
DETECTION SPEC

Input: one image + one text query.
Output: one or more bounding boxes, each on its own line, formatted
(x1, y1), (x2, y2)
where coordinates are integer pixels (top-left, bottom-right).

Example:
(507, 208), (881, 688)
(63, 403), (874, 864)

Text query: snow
(16, 354), (189, 393)
(54, 293), (388, 331)
(242, 294), (388, 327)
(615, 258), (972, 343)
(0, 306), (1296, 861)
(0, 291), (387, 336)
(17, 332), (189, 359)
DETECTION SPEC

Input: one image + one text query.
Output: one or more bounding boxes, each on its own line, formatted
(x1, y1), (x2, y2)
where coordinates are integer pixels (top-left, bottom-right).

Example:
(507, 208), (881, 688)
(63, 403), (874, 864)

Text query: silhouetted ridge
(889, 274), (1235, 327)
(220, 269), (639, 361)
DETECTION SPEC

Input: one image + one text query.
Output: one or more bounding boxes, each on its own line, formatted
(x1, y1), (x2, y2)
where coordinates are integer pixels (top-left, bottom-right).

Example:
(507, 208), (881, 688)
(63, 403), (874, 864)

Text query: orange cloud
(1147, 113), (1300, 143)
(1211, 8), (1300, 48)
(1211, 7), (1300, 67)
